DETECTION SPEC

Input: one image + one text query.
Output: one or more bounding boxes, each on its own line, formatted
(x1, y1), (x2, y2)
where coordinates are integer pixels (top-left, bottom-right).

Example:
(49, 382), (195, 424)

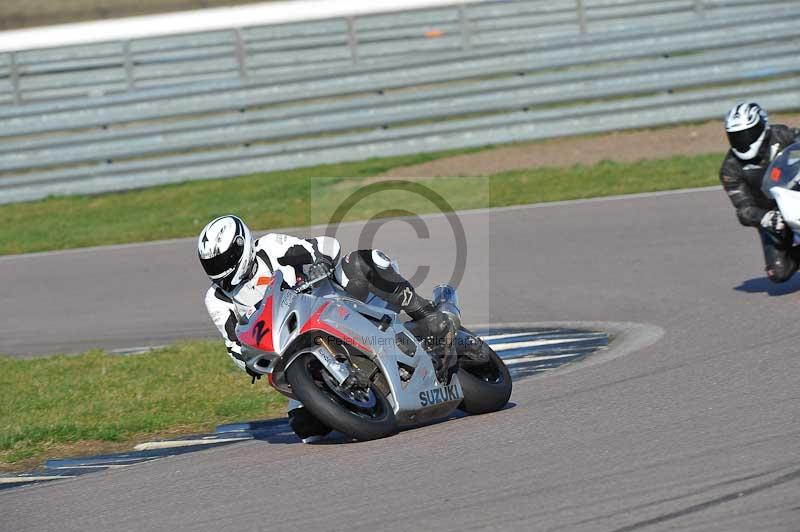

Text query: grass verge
(0, 342), (286, 472)
(0, 152), (722, 256)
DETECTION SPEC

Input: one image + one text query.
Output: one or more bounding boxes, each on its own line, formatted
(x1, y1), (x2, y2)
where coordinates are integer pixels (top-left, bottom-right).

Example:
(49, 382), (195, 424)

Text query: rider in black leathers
(719, 103), (800, 283)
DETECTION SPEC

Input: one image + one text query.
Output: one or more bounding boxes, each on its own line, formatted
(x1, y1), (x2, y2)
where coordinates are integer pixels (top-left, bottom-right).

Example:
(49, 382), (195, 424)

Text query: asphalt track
(2, 187), (800, 531)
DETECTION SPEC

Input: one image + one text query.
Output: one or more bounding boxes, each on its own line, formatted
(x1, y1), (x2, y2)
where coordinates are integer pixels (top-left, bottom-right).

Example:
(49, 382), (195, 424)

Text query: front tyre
(286, 353), (396, 441)
(457, 329), (512, 415)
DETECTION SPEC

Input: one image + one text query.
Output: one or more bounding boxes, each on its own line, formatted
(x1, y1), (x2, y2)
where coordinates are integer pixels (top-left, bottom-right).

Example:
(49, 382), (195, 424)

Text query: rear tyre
(286, 353), (396, 441)
(457, 329), (512, 415)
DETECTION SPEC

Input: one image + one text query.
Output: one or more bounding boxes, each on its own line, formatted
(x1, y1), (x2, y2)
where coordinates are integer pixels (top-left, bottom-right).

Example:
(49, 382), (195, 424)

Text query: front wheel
(286, 353), (396, 441)
(456, 328), (512, 415)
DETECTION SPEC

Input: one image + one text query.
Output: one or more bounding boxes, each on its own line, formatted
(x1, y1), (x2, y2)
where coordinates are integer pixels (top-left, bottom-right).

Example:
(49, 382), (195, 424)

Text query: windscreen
(762, 142), (800, 199)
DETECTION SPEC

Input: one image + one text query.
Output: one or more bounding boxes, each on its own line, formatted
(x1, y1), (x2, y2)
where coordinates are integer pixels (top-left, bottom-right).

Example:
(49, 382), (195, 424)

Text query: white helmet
(197, 215), (255, 290)
(725, 102), (769, 161)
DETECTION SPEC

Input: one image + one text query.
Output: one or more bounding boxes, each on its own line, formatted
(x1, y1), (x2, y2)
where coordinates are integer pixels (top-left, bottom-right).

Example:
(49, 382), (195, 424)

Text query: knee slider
(767, 259), (796, 283)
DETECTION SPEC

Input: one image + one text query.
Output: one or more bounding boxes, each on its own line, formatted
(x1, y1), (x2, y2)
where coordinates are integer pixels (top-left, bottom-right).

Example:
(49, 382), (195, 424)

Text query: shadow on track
(734, 276), (800, 296)
(248, 403), (517, 445)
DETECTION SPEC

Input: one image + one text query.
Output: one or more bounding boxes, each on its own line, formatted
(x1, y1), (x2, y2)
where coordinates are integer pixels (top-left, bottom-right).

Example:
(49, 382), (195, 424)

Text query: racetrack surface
(2, 187), (800, 531)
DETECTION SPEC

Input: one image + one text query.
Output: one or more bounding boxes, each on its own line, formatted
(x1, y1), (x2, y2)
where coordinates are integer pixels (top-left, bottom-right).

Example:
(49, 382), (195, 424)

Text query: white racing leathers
(204, 233), (341, 374)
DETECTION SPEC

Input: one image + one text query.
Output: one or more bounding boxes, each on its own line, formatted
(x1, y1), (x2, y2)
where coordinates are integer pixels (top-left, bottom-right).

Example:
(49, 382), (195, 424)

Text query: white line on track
(0, 186), (720, 262)
(109, 345), (166, 355)
(481, 330), (561, 341)
(0, 475), (73, 484)
(47, 464), (134, 470)
(490, 338), (596, 351)
(133, 437), (250, 451)
(503, 352), (588, 365)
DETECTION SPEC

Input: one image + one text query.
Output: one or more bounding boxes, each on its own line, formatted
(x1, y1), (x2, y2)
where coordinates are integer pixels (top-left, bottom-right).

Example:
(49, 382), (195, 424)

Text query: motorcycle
(235, 268), (512, 441)
(763, 141), (800, 243)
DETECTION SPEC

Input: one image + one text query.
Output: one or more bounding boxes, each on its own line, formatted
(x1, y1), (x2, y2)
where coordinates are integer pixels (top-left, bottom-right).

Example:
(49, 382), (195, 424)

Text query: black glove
(307, 255), (334, 280)
(761, 210), (787, 237)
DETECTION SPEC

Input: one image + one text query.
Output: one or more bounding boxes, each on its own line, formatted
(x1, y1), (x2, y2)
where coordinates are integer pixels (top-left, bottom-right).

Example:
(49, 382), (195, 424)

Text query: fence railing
(0, 0), (797, 203)
(0, 0), (793, 105)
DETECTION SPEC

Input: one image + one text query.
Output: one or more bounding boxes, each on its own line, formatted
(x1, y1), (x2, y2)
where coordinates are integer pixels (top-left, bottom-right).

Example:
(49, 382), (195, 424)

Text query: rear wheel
(456, 328), (512, 415)
(286, 353), (396, 441)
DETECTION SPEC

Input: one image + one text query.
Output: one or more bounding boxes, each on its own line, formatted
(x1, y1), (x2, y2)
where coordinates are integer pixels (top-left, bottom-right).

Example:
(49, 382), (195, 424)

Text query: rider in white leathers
(198, 215), (450, 442)
(203, 231), (342, 370)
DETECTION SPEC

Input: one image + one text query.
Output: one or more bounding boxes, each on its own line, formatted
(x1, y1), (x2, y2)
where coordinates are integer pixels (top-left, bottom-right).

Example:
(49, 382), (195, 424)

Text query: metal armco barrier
(1, 0), (795, 105)
(0, 0), (798, 203)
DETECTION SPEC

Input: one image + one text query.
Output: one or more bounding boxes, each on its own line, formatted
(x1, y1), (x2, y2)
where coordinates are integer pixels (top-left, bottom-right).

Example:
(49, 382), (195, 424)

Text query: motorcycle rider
(720, 102), (800, 283)
(197, 215), (451, 442)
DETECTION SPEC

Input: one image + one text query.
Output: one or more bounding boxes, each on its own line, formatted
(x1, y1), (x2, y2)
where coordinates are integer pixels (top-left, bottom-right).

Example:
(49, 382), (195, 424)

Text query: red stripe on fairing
(239, 295), (274, 352)
(299, 301), (371, 353)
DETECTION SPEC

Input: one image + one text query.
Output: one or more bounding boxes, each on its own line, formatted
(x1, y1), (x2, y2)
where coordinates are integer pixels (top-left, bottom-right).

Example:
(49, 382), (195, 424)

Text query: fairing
(763, 142), (800, 232)
(762, 142), (800, 197)
(234, 269), (464, 427)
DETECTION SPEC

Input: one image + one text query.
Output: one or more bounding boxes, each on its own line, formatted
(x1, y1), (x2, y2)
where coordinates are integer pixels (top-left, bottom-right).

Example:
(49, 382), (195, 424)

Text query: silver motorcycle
(763, 141), (800, 242)
(236, 269), (512, 441)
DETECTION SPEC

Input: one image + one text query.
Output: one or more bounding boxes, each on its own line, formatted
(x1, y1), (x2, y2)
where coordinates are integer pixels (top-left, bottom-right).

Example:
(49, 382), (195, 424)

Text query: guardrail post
(123, 40), (135, 91)
(346, 17), (359, 64)
(9, 52), (21, 105)
(575, 0), (587, 35)
(458, 4), (471, 50)
(234, 28), (248, 78)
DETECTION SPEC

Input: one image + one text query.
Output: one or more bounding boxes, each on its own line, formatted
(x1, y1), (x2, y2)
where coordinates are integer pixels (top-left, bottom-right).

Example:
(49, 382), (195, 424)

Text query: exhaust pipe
(245, 353), (273, 375)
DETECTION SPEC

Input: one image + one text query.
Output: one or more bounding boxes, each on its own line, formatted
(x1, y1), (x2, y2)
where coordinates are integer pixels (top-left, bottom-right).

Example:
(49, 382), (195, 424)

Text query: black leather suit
(719, 125), (800, 282)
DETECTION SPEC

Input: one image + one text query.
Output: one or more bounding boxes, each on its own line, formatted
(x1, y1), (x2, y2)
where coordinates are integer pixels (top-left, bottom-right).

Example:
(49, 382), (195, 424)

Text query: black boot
(394, 286), (450, 338)
(395, 286), (457, 382)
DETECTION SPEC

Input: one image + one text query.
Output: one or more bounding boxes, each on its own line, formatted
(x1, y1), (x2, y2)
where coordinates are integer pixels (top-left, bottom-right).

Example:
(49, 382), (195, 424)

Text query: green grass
(488, 153), (721, 205)
(0, 152), (722, 256)
(0, 151), (476, 255)
(312, 154), (723, 224)
(0, 341), (286, 471)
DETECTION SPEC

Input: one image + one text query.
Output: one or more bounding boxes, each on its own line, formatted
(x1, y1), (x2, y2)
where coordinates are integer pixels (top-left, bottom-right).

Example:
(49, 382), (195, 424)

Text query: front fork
(315, 336), (374, 389)
(308, 337), (352, 385)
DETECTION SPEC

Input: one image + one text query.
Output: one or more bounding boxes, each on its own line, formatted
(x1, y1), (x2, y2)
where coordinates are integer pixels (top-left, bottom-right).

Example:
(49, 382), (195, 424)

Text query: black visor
(727, 120), (765, 154)
(200, 241), (244, 279)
